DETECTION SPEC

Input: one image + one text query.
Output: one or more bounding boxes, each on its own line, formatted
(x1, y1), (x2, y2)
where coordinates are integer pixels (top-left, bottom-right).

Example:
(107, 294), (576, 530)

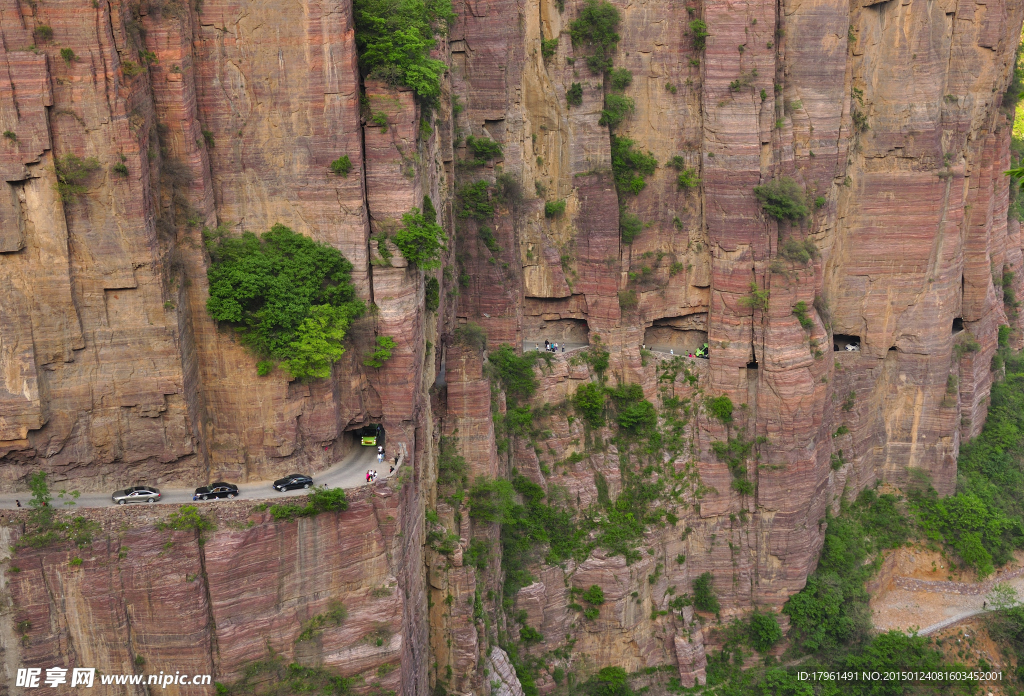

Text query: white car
(845, 343), (860, 352)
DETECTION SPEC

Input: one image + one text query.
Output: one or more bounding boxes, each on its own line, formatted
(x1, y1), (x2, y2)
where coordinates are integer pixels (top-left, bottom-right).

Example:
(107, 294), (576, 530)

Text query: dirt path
(871, 548), (1024, 635)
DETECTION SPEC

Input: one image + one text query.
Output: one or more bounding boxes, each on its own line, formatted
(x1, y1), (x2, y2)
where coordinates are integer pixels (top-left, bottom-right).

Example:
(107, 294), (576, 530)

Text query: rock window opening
(643, 314), (709, 357)
(952, 317), (964, 334)
(746, 361), (759, 369)
(524, 318), (590, 353)
(833, 334), (861, 352)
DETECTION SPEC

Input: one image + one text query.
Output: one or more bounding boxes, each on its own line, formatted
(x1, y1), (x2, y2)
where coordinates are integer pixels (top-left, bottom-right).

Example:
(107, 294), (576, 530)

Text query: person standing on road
(15, 500), (20, 508)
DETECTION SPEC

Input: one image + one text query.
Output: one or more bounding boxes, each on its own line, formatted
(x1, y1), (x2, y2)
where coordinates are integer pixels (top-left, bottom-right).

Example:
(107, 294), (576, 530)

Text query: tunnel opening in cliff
(834, 334), (862, 352)
(952, 317), (965, 334)
(525, 318), (590, 347)
(644, 314), (709, 355)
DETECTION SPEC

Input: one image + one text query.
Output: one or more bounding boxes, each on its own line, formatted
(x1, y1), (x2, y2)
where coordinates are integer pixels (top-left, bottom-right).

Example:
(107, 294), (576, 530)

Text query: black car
(193, 482), (239, 501)
(273, 474), (313, 491)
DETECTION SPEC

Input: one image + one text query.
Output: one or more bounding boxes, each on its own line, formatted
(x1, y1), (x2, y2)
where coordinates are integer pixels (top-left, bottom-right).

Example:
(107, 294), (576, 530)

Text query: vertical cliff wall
(0, 0), (1023, 690)
(436, 0), (1024, 688)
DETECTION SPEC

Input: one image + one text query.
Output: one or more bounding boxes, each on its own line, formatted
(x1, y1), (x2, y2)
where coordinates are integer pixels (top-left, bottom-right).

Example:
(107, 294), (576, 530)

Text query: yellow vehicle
(357, 424), (385, 447)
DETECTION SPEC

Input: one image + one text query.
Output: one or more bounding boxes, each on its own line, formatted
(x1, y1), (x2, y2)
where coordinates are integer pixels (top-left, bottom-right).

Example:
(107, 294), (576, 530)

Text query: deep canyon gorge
(0, 0), (1023, 691)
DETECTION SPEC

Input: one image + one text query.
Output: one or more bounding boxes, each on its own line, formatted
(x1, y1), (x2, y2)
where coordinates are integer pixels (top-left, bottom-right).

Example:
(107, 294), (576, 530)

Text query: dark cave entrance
(834, 334), (862, 352)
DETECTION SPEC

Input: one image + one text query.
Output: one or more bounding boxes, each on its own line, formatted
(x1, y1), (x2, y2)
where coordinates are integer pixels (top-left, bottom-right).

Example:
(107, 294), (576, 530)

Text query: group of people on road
(541, 340), (565, 353)
(366, 446), (399, 483)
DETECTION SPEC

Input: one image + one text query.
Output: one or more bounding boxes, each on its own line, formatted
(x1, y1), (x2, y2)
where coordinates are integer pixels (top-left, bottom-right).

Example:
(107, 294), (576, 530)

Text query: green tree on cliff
(204, 223), (365, 380)
(354, 0), (455, 101)
(394, 205), (446, 269)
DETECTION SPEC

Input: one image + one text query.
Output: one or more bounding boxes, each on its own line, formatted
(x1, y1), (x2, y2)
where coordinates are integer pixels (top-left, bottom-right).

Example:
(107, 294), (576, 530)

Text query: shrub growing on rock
(544, 199), (566, 217)
(706, 395), (733, 423)
(454, 322), (488, 351)
(599, 94), (634, 128)
(465, 135), (503, 164)
(689, 19), (709, 50)
(270, 486), (348, 521)
(573, 382), (606, 427)
(363, 335), (397, 368)
(693, 572), (720, 613)
(330, 155), (352, 176)
(566, 82), (583, 107)
(569, 0), (620, 74)
(456, 180), (494, 220)
(611, 136), (657, 196)
(582, 584), (605, 605)
(753, 177), (809, 221)
(205, 224), (365, 380)
(394, 206), (446, 268)
(609, 67), (632, 91)
(54, 153), (100, 203)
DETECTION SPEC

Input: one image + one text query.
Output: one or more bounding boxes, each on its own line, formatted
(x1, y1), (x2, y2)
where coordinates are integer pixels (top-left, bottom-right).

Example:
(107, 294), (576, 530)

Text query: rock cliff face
(0, 0), (1022, 690)
(1, 487), (412, 694)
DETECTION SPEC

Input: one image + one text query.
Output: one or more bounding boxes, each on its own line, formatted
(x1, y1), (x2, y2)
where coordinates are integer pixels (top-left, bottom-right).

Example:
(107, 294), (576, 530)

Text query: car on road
(112, 486), (161, 505)
(356, 424), (385, 448)
(193, 482), (239, 501)
(273, 474), (313, 491)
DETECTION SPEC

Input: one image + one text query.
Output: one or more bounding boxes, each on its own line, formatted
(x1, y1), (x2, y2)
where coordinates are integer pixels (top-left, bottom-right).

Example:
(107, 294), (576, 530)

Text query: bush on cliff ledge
(395, 205), (446, 269)
(569, 0), (621, 74)
(753, 177), (809, 221)
(354, 0), (454, 101)
(269, 486), (348, 522)
(205, 224), (365, 380)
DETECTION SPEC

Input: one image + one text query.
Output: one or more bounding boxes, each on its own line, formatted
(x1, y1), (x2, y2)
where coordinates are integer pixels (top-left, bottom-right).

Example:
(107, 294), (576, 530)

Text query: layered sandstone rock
(3, 487), (406, 693)
(0, 0), (1023, 689)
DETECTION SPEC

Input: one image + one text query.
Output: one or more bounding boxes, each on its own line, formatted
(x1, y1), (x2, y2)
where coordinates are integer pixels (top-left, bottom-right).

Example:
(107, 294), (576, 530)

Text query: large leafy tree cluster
(205, 224), (365, 380)
(354, 0), (455, 101)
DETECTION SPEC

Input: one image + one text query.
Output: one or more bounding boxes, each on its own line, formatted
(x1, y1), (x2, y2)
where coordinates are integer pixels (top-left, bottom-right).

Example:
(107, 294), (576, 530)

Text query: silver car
(111, 486), (161, 505)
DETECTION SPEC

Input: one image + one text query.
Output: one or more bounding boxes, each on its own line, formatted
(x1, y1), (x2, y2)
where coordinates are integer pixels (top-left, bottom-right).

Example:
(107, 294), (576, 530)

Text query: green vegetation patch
(611, 136), (657, 196)
(353, 0), (454, 100)
(395, 205), (446, 268)
(572, 382), (606, 427)
(158, 505), (215, 533)
(783, 489), (911, 657)
(363, 335), (397, 368)
(55, 153), (100, 203)
(296, 601), (348, 642)
(569, 0), (621, 74)
(215, 653), (354, 695)
(910, 346), (1024, 577)
(205, 224), (365, 380)
(464, 135), (504, 166)
(753, 177), (809, 221)
(456, 180), (494, 220)
(17, 473), (98, 550)
(488, 344), (541, 404)
(599, 94), (634, 129)
(269, 487), (348, 522)
(566, 82), (583, 107)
